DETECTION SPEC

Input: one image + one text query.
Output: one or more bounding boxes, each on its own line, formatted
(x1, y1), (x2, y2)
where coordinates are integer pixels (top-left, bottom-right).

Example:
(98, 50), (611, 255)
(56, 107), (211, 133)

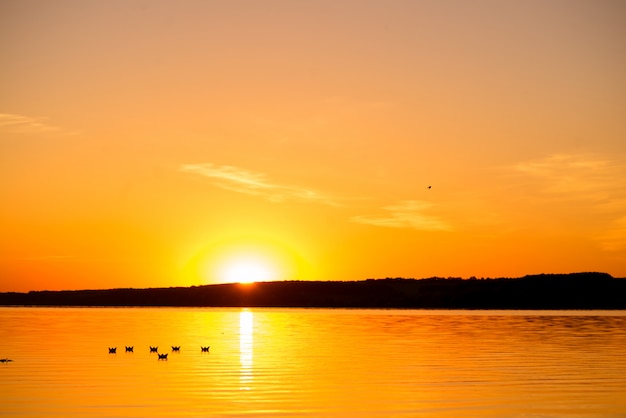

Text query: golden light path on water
(239, 309), (254, 391)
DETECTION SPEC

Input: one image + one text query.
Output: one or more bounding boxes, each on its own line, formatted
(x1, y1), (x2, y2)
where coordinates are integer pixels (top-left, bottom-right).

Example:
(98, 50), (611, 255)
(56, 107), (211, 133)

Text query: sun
(185, 235), (308, 285)
(218, 255), (275, 284)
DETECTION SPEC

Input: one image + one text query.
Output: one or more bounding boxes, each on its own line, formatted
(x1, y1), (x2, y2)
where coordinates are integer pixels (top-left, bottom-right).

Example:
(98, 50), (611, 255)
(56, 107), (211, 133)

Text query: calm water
(1, 308), (625, 417)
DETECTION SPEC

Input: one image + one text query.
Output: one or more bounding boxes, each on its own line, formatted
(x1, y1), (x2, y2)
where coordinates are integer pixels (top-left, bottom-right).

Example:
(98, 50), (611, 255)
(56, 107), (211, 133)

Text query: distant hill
(1, 272), (625, 309)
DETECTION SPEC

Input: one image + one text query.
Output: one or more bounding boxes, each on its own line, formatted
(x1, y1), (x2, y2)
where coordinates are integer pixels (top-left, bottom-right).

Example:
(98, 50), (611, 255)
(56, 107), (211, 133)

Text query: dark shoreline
(2, 272), (625, 309)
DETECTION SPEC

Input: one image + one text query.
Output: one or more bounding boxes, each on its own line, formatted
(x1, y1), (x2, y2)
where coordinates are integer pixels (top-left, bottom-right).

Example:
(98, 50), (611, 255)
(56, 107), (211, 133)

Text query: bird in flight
(427, 185), (432, 189)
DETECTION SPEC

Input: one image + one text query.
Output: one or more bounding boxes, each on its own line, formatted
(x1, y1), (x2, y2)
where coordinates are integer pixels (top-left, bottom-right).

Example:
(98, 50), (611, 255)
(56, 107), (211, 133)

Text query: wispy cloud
(181, 163), (339, 206)
(16, 255), (77, 261)
(595, 216), (626, 252)
(513, 154), (626, 251)
(511, 154), (626, 203)
(0, 113), (78, 136)
(350, 200), (451, 231)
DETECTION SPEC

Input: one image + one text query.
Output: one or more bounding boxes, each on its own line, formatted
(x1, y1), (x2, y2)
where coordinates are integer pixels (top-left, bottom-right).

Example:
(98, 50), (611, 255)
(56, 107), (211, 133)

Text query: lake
(1, 308), (625, 417)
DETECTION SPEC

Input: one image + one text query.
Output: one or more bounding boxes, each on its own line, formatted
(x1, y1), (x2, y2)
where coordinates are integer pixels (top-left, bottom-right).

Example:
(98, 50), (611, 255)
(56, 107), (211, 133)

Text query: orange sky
(2, 0), (626, 291)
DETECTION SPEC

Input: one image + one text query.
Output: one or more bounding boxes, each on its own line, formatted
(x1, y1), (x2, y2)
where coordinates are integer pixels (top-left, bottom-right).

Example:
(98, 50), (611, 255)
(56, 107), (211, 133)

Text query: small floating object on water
(108, 347), (117, 354)
(200, 346), (210, 352)
(0, 358), (13, 363)
(149, 346), (158, 353)
(125, 346), (134, 352)
(171, 346), (180, 352)
(158, 353), (168, 360)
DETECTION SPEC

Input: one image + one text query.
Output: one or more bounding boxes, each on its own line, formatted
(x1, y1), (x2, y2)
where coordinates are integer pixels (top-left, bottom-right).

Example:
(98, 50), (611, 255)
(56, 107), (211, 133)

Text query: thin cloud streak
(513, 153), (626, 252)
(512, 154), (626, 202)
(181, 163), (339, 206)
(596, 216), (626, 252)
(16, 255), (77, 261)
(351, 200), (451, 231)
(0, 113), (78, 136)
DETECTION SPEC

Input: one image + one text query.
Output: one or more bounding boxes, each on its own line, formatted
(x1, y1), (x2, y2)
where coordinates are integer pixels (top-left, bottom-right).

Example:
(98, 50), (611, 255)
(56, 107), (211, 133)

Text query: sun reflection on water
(239, 309), (254, 390)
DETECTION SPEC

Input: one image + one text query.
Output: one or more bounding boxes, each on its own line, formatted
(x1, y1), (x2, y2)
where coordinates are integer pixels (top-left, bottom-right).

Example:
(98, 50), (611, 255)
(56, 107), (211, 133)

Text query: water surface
(1, 308), (625, 417)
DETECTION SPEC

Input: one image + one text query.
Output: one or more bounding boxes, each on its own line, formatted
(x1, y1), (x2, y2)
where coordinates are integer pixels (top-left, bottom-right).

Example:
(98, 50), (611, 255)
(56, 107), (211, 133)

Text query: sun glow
(186, 235), (307, 285)
(219, 255), (275, 284)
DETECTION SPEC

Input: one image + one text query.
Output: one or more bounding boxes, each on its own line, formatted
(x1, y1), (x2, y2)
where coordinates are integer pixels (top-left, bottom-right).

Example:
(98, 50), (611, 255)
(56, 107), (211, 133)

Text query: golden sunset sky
(2, 0), (625, 291)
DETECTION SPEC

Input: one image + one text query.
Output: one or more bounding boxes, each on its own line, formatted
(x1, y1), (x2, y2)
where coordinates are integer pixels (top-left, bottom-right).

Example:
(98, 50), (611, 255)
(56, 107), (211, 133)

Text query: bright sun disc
(189, 236), (305, 285)
(219, 256), (274, 284)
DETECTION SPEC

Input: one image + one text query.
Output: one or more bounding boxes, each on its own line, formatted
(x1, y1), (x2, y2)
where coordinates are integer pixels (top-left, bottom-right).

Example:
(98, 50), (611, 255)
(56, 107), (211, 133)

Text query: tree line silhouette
(1, 272), (624, 309)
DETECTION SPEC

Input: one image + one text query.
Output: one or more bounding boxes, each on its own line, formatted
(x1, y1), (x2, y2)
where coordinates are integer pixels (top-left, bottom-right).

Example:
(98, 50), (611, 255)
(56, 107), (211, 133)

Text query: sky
(1, 0), (625, 291)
